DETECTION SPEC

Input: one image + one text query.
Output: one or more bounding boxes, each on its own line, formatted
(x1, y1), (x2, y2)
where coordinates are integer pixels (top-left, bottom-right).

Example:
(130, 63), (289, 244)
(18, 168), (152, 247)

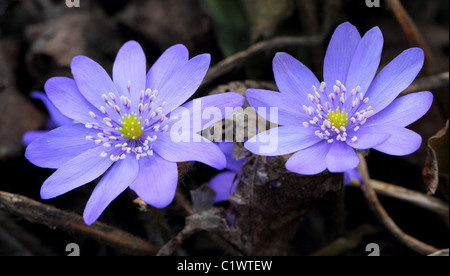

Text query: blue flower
(244, 22), (433, 175)
(25, 41), (245, 225)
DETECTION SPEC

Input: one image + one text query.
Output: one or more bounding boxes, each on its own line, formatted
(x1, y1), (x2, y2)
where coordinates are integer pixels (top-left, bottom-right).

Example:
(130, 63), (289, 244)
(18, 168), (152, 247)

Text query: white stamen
(319, 82), (326, 92)
(100, 106), (107, 114)
(114, 105), (121, 113)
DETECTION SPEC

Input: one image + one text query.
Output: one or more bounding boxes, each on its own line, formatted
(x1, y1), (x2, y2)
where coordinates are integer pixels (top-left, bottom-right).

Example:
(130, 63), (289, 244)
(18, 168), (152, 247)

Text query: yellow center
(118, 114), (143, 140)
(327, 107), (348, 129)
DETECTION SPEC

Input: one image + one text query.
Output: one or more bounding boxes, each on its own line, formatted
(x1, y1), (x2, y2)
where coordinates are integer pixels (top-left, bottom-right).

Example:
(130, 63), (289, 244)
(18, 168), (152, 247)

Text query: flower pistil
(302, 80), (374, 144)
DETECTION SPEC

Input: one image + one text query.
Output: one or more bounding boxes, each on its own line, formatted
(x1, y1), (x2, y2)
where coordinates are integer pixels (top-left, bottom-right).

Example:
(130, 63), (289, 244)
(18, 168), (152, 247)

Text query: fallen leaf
(423, 120), (449, 199)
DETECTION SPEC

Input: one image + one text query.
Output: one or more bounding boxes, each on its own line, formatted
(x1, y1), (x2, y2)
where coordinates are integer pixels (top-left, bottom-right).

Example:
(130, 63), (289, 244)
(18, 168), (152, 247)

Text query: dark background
(0, 0), (448, 256)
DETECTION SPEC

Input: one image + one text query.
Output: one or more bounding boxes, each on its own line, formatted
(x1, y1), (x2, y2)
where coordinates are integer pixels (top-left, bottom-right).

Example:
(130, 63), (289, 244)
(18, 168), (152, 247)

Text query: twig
(175, 190), (194, 216)
(156, 223), (200, 256)
(202, 35), (322, 87)
(386, 0), (436, 75)
(356, 154), (439, 255)
(348, 179), (449, 217)
(0, 190), (159, 256)
(428, 248), (449, 256)
(400, 71), (449, 96)
(310, 224), (381, 256)
(202, 0), (340, 87)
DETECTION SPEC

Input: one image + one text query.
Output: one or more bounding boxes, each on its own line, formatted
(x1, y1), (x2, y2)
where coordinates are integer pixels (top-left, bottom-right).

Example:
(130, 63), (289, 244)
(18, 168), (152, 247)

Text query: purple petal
(45, 77), (106, 125)
(23, 130), (49, 147)
(364, 48), (424, 113)
(374, 128), (422, 156)
(152, 133), (226, 170)
(71, 56), (121, 122)
(325, 142), (360, 172)
(30, 91), (72, 127)
(344, 168), (362, 185)
(285, 141), (331, 175)
(209, 171), (238, 203)
(217, 142), (246, 172)
(273, 52), (320, 102)
(130, 154), (178, 208)
(113, 41), (147, 114)
(152, 54), (210, 117)
(323, 22), (361, 86)
(346, 126), (390, 149)
(146, 44), (189, 92)
(364, 92), (433, 128)
(25, 124), (99, 169)
(40, 146), (114, 199)
(167, 92), (245, 133)
(345, 27), (383, 95)
(246, 89), (310, 125)
(83, 157), (139, 225)
(244, 126), (320, 156)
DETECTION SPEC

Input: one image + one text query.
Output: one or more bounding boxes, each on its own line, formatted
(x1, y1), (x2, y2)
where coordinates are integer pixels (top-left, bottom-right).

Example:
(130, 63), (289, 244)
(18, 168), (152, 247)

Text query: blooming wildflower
(25, 41), (245, 225)
(22, 91), (73, 146)
(209, 142), (247, 202)
(244, 22), (433, 175)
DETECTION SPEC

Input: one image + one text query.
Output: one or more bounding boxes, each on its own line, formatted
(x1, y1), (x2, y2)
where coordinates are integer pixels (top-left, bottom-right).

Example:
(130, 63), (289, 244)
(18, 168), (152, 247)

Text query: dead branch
(156, 222), (200, 256)
(356, 154), (440, 255)
(386, 0), (436, 75)
(348, 179), (449, 217)
(428, 248), (449, 256)
(401, 71), (449, 96)
(0, 190), (159, 256)
(202, 0), (341, 87)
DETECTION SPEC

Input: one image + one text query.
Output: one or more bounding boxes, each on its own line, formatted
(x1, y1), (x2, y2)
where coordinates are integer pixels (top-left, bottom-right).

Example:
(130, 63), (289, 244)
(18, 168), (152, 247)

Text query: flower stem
(336, 173), (345, 237)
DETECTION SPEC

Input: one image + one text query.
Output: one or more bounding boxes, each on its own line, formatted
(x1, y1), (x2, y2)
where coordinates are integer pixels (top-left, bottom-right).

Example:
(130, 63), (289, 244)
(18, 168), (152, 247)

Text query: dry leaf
(423, 120), (449, 199)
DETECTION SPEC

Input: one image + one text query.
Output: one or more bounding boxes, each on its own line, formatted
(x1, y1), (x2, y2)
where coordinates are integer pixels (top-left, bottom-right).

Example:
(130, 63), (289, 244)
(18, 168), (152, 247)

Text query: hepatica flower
(25, 41), (244, 225)
(245, 22), (433, 175)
